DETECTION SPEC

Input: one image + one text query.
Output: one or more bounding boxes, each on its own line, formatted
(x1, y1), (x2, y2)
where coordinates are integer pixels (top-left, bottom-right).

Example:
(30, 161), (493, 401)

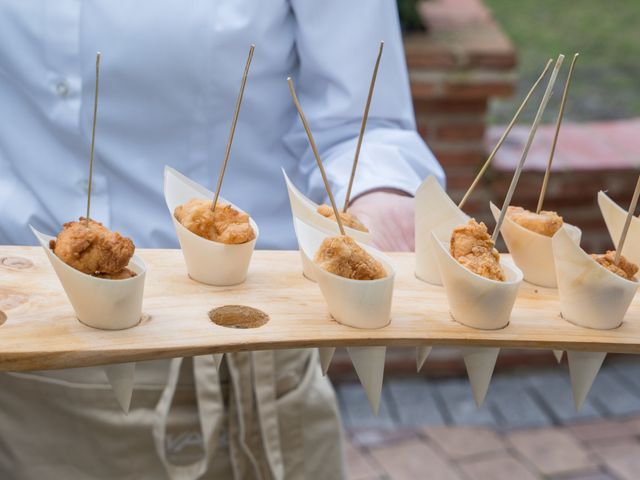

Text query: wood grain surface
(0, 247), (639, 372)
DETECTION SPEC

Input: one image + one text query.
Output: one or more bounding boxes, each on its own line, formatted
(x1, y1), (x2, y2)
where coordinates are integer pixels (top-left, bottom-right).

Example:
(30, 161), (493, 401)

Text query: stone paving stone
(487, 374), (552, 429)
(345, 441), (384, 480)
(609, 359), (640, 394)
(584, 436), (640, 460)
(458, 452), (539, 480)
(370, 438), (464, 480)
(434, 377), (500, 427)
(587, 368), (640, 416)
(592, 444), (640, 480)
(507, 428), (598, 476)
(424, 426), (506, 459)
(565, 419), (637, 444)
(549, 471), (618, 480)
(622, 415), (640, 435)
(386, 378), (447, 427)
(526, 369), (601, 424)
(349, 428), (420, 450)
(337, 383), (396, 429)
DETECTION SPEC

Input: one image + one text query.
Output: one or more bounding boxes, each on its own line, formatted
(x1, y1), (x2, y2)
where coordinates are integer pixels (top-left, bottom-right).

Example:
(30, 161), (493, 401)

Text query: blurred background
(340, 1), (640, 478)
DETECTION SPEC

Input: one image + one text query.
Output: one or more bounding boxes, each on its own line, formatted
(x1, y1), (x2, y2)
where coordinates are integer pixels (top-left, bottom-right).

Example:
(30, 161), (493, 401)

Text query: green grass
(484, 0), (640, 123)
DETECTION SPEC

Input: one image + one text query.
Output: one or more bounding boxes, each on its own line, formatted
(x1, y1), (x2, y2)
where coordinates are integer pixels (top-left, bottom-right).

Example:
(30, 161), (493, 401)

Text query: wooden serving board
(1, 246), (639, 372)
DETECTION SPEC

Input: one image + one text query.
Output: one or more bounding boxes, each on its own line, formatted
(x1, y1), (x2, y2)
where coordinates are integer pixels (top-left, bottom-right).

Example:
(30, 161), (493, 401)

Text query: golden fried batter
(174, 198), (256, 245)
(94, 268), (137, 280)
(507, 206), (563, 237)
(50, 218), (135, 277)
(450, 219), (505, 281)
(591, 251), (638, 281)
(316, 204), (369, 233)
(314, 235), (386, 280)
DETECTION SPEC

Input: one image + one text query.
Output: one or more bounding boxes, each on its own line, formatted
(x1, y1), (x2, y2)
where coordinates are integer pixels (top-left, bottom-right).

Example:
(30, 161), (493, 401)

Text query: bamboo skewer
(343, 41), (384, 212)
(458, 58), (553, 210)
(85, 52), (101, 226)
(614, 174), (640, 264)
(492, 55), (565, 244)
(288, 77), (346, 236)
(536, 53), (579, 214)
(212, 44), (255, 212)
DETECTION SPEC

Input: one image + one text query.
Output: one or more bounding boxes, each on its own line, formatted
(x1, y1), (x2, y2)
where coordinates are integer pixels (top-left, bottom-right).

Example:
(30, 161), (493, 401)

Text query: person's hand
(348, 189), (415, 252)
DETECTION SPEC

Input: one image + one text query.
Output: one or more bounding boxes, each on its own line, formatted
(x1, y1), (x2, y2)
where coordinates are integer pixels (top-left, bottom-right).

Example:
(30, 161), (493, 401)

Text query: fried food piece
(50, 218), (135, 277)
(316, 204), (369, 233)
(314, 235), (386, 280)
(450, 219), (505, 281)
(507, 206), (563, 237)
(591, 251), (638, 281)
(174, 198), (256, 245)
(94, 268), (137, 280)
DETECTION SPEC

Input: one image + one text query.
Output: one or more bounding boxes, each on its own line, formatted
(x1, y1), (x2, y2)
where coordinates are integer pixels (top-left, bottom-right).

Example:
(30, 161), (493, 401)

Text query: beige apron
(0, 349), (346, 479)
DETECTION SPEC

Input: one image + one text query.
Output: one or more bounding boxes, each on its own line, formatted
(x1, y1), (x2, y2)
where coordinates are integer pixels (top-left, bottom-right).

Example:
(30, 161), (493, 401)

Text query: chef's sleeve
(285, 0), (445, 206)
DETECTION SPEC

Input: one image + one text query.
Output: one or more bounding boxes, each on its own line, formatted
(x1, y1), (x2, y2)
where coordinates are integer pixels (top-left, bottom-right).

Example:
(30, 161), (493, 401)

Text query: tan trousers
(0, 349), (346, 479)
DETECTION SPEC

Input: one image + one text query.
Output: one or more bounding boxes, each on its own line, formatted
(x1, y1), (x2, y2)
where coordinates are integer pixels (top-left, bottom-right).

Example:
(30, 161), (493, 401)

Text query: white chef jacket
(0, 0), (443, 249)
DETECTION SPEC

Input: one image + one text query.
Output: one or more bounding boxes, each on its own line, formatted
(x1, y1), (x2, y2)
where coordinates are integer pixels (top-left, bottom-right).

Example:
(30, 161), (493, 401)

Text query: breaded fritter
(314, 235), (386, 280)
(174, 198), (256, 245)
(591, 251), (638, 281)
(94, 268), (137, 280)
(50, 218), (135, 277)
(507, 206), (563, 237)
(450, 219), (505, 281)
(316, 204), (369, 233)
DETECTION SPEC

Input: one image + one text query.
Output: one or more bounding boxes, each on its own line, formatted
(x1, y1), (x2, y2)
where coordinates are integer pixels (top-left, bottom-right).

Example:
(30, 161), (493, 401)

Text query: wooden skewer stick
(212, 44), (255, 212)
(287, 77), (346, 236)
(85, 52), (101, 226)
(536, 53), (579, 214)
(614, 174), (640, 264)
(492, 54), (565, 243)
(343, 41), (384, 212)
(458, 58), (553, 209)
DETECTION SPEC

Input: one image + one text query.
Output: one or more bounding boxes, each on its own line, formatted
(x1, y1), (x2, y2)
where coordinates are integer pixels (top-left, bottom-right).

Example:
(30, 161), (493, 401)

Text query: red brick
(404, 37), (457, 69)
(370, 439), (464, 480)
(410, 82), (441, 98)
(459, 453), (538, 480)
(345, 442), (382, 480)
(436, 123), (486, 141)
(424, 426), (506, 459)
(467, 51), (518, 69)
(434, 149), (486, 167)
(442, 82), (515, 98)
(507, 428), (597, 476)
(413, 98), (488, 115)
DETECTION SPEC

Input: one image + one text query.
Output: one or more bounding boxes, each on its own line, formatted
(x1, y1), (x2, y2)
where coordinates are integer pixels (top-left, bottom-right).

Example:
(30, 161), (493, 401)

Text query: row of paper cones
(288, 170), (640, 414)
(29, 167), (640, 415)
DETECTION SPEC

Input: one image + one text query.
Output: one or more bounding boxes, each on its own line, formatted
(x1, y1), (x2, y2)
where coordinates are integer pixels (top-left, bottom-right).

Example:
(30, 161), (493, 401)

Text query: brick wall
(405, 0), (516, 225)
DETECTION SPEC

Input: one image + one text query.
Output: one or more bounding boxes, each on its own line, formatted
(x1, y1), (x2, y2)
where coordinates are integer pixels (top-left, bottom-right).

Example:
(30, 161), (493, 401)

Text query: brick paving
(338, 355), (640, 479)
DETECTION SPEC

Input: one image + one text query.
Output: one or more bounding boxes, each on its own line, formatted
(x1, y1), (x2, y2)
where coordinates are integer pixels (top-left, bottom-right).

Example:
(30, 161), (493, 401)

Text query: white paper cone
(552, 227), (639, 329)
(567, 351), (607, 411)
(104, 363), (136, 414)
(431, 233), (522, 329)
(295, 218), (395, 329)
(164, 166), (259, 286)
(553, 350), (564, 363)
(319, 347), (336, 376)
(598, 191), (640, 265)
(416, 346), (432, 372)
(415, 176), (470, 285)
(347, 346), (386, 415)
(490, 202), (581, 288)
(31, 227), (146, 330)
(462, 347), (499, 407)
(213, 354), (223, 371)
(283, 169), (371, 280)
